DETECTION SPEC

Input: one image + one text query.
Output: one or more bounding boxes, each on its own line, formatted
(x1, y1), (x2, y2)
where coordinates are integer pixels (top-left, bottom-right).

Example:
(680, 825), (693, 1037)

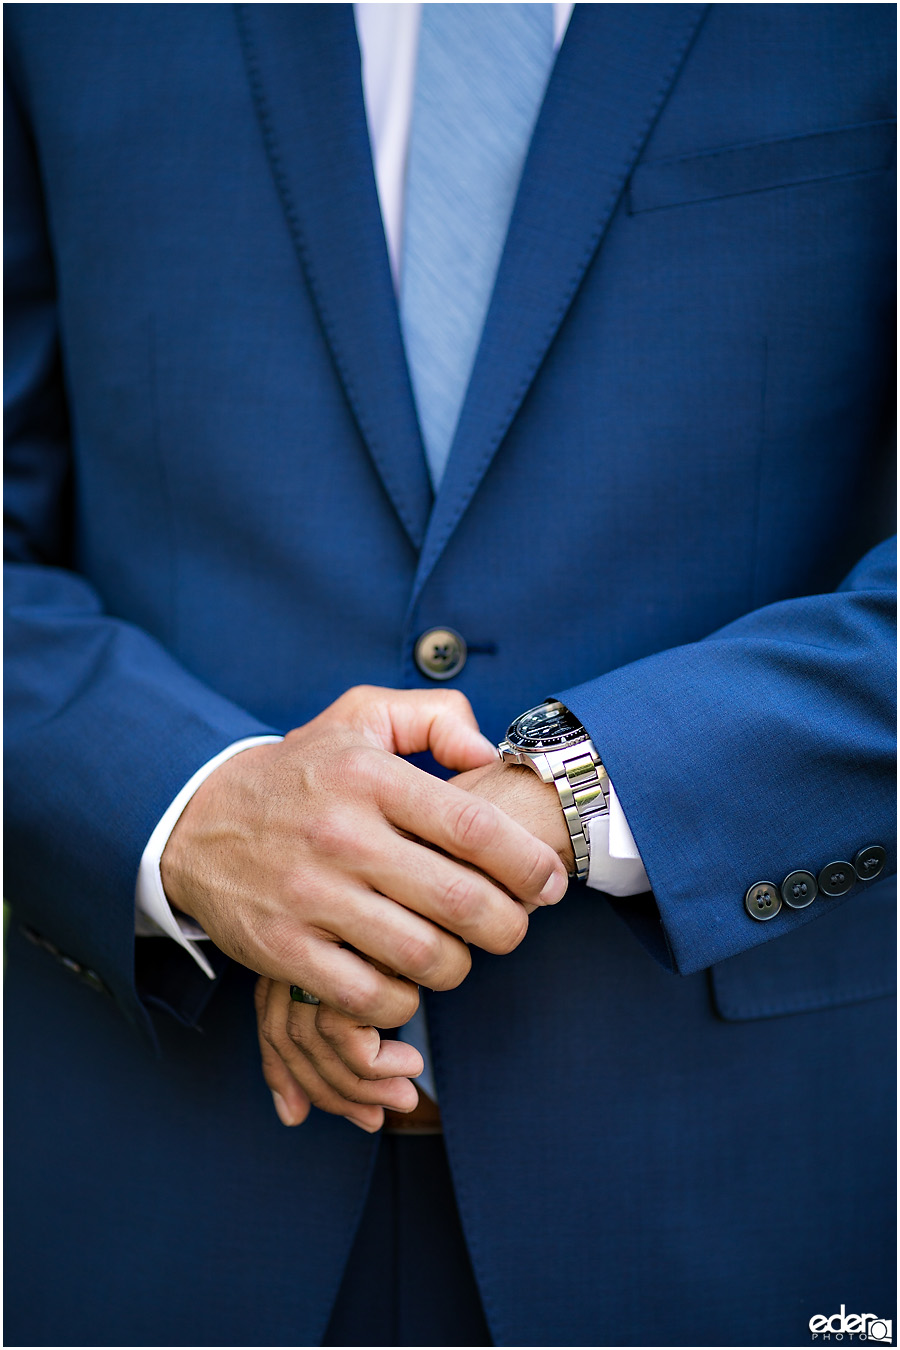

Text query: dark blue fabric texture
(4, 4), (896, 1346)
(322, 1135), (492, 1347)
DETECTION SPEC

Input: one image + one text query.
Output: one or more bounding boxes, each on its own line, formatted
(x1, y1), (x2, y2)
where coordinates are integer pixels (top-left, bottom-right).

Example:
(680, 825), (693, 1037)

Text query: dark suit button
(744, 881), (782, 920)
(854, 844), (886, 882)
(414, 627), (467, 680)
(81, 968), (108, 995)
(817, 861), (856, 897)
(781, 869), (817, 909)
(60, 955), (84, 976)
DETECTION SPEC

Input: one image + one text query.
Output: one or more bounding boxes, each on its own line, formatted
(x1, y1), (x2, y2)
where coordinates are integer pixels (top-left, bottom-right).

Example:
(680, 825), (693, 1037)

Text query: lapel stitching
(235, 4), (432, 552)
(411, 4), (711, 605)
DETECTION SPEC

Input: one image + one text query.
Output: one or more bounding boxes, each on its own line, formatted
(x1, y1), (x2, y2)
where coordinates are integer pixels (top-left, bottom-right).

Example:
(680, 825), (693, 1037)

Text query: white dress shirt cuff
(585, 782), (651, 897)
(135, 735), (284, 978)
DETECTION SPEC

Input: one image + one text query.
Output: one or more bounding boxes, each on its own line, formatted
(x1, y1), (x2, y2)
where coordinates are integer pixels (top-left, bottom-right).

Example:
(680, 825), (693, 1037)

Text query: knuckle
(339, 1084), (367, 1106)
(332, 685), (367, 720)
(439, 870), (480, 929)
(331, 1030), (375, 1076)
(318, 1022), (363, 1068)
(313, 1005), (344, 1040)
(520, 841), (558, 897)
(428, 942), (471, 991)
(347, 684), (377, 706)
(443, 688), (471, 713)
(316, 1013), (359, 1056)
(312, 804), (356, 857)
(260, 1015), (283, 1050)
(449, 796), (496, 853)
(335, 973), (378, 1021)
(394, 927), (443, 981)
(344, 1047), (374, 1078)
(388, 982), (421, 1025)
(285, 1015), (310, 1049)
(335, 744), (389, 797)
(484, 906), (529, 956)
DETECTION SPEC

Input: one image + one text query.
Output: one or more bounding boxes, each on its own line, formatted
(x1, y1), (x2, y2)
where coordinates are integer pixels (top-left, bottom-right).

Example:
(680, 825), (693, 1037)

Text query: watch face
(507, 702), (585, 751)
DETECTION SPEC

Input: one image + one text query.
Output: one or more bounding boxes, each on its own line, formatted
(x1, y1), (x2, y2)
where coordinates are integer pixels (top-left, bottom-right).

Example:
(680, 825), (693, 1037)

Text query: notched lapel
(235, 3), (432, 551)
(412, 2), (709, 599)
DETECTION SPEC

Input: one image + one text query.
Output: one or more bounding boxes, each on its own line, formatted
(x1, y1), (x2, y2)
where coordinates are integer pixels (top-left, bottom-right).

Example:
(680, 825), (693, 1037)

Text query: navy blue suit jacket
(5, 5), (896, 1345)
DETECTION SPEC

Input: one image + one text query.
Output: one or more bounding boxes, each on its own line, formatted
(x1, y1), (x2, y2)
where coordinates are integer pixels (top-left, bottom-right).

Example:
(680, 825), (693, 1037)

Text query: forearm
(557, 537), (896, 974)
(4, 561), (280, 1026)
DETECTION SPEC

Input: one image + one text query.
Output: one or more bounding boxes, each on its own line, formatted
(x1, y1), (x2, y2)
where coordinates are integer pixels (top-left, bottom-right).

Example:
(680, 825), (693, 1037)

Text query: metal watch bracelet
(544, 743), (610, 881)
(498, 738), (610, 882)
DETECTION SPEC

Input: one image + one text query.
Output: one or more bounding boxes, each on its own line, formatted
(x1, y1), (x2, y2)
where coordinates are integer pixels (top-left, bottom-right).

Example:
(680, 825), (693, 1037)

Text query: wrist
(453, 762), (575, 874)
(159, 739), (280, 923)
(498, 701), (608, 881)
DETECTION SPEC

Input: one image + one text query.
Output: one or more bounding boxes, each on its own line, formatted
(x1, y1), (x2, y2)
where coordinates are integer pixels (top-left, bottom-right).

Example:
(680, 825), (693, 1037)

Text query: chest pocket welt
(709, 876), (896, 1021)
(628, 118), (896, 214)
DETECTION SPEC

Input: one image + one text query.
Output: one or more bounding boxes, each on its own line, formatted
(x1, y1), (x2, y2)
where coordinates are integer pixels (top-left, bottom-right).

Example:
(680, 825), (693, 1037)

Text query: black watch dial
(507, 701), (586, 751)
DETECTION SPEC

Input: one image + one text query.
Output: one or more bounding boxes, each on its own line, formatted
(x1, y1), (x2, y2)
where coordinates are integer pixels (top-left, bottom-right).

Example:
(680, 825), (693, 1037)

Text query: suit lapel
(236, 3), (433, 551)
(411, 3), (709, 601)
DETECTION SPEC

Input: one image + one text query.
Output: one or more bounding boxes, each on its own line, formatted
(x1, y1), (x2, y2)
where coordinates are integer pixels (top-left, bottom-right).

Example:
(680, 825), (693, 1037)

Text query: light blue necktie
(400, 3), (555, 489)
(397, 4), (554, 1099)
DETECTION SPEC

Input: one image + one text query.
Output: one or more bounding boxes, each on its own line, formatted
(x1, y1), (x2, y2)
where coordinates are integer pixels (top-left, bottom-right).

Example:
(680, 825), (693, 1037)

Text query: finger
(306, 883), (474, 990)
(255, 978), (312, 1127)
(313, 1004), (425, 1082)
(282, 1039), (388, 1130)
(284, 936), (421, 1027)
(337, 685), (497, 770)
(354, 836), (530, 957)
(376, 759), (568, 909)
(258, 982), (385, 1130)
(285, 1003), (419, 1112)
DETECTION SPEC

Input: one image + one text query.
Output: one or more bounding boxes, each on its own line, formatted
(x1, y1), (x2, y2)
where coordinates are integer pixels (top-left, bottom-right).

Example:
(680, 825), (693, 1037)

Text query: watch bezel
(506, 700), (587, 753)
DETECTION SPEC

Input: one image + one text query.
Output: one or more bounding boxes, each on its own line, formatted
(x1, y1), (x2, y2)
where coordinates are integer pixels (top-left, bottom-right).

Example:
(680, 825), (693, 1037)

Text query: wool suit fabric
(4, 5), (896, 1346)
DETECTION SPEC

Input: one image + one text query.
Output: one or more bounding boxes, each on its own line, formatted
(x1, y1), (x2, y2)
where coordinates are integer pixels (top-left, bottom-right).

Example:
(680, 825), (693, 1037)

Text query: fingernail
(272, 1091), (296, 1126)
(540, 870), (568, 905)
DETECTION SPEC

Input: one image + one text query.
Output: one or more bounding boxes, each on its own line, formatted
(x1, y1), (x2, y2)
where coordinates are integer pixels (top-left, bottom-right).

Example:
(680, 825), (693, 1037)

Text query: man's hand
(161, 686), (568, 1120)
(451, 760), (575, 877)
(254, 976), (422, 1132)
(254, 757), (575, 1128)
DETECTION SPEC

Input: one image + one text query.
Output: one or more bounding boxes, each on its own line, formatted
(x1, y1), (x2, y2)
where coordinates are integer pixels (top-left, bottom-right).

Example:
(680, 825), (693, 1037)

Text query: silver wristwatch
(498, 700), (609, 882)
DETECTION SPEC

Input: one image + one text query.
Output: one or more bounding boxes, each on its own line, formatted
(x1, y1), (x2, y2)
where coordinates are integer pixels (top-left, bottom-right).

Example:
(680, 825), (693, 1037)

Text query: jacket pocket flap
(710, 877), (896, 1021)
(629, 119), (896, 214)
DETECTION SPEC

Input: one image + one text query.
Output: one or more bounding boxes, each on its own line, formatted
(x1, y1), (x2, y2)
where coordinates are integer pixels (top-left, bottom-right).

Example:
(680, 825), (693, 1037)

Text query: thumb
(342, 687), (498, 769)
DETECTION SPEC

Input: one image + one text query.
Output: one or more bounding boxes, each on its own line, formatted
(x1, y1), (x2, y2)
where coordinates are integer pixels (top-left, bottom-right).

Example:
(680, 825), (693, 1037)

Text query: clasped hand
(161, 686), (571, 1131)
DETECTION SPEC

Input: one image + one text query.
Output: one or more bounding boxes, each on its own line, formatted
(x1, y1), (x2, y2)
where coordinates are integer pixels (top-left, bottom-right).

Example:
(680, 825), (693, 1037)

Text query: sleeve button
(817, 861), (856, 897)
(781, 870), (818, 909)
(854, 844), (886, 882)
(744, 881), (782, 920)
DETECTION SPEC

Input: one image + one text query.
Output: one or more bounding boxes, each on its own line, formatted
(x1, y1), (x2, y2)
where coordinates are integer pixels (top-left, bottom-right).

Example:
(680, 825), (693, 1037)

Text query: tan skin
(161, 687), (571, 1131)
(255, 759), (574, 1130)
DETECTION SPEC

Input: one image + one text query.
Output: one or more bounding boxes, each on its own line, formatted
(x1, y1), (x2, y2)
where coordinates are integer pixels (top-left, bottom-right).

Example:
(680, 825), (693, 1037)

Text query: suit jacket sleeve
(557, 537), (896, 975)
(3, 72), (279, 1036)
